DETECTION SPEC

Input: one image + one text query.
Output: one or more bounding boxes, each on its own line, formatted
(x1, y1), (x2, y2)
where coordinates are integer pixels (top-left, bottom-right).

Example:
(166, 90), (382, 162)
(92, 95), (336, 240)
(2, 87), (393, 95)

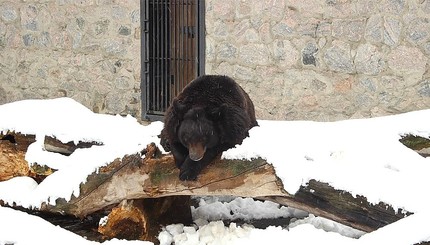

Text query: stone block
(211, 0), (234, 21)
(354, 43), (385, 75)
(272, 21), (294, 38)
(359, 78), (377, 92)
(258, 23), (272, 44)
(387, 45), (427, 77)
(273, 40), (299, 68)
(20, 4), (39, 31)
(0, 85), (7, 105)
(332, 18), (366, 42)
(217, 42), (237, 61)
(236, 0), (251, 19)
(365, 15), (383, 43)
(406, 18), (430, 45)
(383, 16), (402, 46)
(239, 44), (270, 66)
(0, 2), (18, 22)
(233, 65), (255, 81)
(417, 79), (430, 97)
(302, 42), (318, 66)
(323, 41), (354, 73)
(381, 0), (405, 15)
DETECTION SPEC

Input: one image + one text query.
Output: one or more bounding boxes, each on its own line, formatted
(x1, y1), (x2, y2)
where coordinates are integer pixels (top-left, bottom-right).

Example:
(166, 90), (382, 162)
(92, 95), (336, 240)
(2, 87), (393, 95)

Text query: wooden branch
(44, 136), (102, 156)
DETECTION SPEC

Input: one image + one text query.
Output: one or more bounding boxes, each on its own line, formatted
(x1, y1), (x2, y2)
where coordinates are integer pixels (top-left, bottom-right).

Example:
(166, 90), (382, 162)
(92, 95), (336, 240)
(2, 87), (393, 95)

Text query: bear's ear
(208, 104), (226, 121)
(172, 99), (187, 114)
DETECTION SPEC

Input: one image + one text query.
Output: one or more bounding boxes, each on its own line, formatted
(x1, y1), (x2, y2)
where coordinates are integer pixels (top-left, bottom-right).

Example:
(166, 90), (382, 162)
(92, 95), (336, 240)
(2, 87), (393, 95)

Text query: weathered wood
(98, 197), (192, 243)
(42, 143), (410, 233)
(0, 133), (35, 181)
(0, 133), (54, 182)
(3, 133), (429, 234)
(44, 136), (102, 156)
(48, 143), (283, 217)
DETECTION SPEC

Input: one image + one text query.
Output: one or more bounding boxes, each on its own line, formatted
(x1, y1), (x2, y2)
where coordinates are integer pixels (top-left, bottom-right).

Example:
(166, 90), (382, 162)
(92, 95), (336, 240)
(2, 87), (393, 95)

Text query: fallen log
(42, 143), (409, 233)
(3, 132), (427, 236)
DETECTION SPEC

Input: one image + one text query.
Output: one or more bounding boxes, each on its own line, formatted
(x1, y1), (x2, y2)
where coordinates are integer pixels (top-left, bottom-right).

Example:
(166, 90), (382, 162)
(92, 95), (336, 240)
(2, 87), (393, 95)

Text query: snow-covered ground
(1, 98), (430, 245)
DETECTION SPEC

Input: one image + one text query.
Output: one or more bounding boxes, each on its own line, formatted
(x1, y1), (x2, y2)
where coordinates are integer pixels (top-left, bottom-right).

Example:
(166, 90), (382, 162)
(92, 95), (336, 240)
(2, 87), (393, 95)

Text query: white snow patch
(1, 98), (430, 245)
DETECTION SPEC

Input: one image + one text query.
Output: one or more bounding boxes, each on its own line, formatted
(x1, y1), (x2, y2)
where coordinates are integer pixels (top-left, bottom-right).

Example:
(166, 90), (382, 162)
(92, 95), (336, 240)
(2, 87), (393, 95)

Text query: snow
(1, 97), (430, 245)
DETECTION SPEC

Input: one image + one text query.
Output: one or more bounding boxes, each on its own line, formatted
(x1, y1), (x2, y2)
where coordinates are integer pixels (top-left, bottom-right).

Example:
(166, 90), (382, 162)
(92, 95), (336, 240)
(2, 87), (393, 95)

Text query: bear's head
(177, 106), (219, 161)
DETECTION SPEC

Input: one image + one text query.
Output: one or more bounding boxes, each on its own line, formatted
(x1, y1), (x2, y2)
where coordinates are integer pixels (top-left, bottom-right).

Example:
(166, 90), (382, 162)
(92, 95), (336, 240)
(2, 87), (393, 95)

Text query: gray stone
(417, 80), (430, 97)
(387, 45), (427, 76)
(0, 21), (5, 35)
(0, 86), (7, 105)
(111, 76), (133, 90)
(131, 9), (140, 24)
(316, 21), (331, 37)
(355, 93), (375, 108)
(234, 65), (255, 81)
(302, 42), (318, 66)
(272, 21), (294, 38)
(38, 31), (51, 47)
(95, 19), (110, 35)
(310, 79), (327, 91)
(424, 41), (430, 55)
(297, 20), (318, 37)
(423, 0), (430, 14)
(365, 15), (383, 43)
(71, 31), (82, 49)
(118, 26), (131, 36)
(406, 18), (430, 45)
(21, 5), (39, 31)
(76, 17), (85, 30)
(273, 40), (299, 68)
(217, 42), (237, 61)
(382, 0), (405, 15)
(0, 3), (18, 22)
(23, 33), (36, 46)
(383, 16), (402, 46)
(332, 19), (366, 42)
(323, 41), (354, 73)
(354, 43), (384, 75)
(105, 91), (129, 114)
(25, 20), (38, 31)
(205, 37), (215, 62)
(239, 44), (270, 66)
(359, 78), (377, 92)
(212, 20), (230, 40)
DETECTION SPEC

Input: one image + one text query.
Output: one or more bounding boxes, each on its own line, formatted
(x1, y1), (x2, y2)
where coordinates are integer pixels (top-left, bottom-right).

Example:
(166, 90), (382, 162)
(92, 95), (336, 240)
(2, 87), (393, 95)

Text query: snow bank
(0, 98), (163, 207)
(1, 98), (430, 245)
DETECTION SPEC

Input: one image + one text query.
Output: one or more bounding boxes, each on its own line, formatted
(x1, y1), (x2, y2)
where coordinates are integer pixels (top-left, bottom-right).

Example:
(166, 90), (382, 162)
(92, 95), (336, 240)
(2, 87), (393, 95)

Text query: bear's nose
(188, 143), (206, 161)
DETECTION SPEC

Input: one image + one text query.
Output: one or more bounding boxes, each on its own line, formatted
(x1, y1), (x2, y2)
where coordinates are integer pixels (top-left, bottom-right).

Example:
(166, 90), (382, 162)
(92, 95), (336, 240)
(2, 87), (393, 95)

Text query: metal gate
(141, 0), (205, 121)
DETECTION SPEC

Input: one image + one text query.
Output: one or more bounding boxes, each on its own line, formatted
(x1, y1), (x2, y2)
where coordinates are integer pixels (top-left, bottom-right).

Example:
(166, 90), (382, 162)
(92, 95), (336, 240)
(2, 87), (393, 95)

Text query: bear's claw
(179, 168), (198, 181)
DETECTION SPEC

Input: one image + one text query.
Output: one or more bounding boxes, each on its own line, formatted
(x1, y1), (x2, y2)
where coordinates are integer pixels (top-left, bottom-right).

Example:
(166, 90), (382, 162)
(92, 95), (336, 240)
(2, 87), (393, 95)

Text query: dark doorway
(141, 0), (205, 121)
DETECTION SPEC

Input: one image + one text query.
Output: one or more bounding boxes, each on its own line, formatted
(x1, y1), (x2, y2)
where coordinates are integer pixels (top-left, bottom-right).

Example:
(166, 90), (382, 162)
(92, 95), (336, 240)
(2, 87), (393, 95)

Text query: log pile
(1, 131), (427, 242)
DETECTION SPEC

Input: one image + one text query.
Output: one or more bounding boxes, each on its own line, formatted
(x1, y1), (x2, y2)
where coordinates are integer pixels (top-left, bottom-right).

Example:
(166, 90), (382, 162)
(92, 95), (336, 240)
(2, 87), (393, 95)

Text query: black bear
(160, 75), (258, 181)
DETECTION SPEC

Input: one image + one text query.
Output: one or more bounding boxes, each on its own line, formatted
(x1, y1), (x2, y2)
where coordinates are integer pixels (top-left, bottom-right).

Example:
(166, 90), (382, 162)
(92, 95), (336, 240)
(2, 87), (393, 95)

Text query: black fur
(160, 75), (258, 180)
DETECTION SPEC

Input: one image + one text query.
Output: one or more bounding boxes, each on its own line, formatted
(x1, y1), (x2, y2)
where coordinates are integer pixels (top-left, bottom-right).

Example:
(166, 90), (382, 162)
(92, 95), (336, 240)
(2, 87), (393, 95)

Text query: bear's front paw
(179, 168), (198, 181)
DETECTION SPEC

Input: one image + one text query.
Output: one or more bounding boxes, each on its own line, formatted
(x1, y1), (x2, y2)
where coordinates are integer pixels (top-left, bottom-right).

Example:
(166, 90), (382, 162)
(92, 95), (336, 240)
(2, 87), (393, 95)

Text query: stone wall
(0, 0), (141, 117)
(1, 0), (430, 122)
(205, 0), (430, 121)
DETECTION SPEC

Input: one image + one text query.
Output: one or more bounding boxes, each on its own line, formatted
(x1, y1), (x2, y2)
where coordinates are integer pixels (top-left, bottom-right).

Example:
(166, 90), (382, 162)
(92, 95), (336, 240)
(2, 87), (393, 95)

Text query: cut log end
(98, 197), (192, 243)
